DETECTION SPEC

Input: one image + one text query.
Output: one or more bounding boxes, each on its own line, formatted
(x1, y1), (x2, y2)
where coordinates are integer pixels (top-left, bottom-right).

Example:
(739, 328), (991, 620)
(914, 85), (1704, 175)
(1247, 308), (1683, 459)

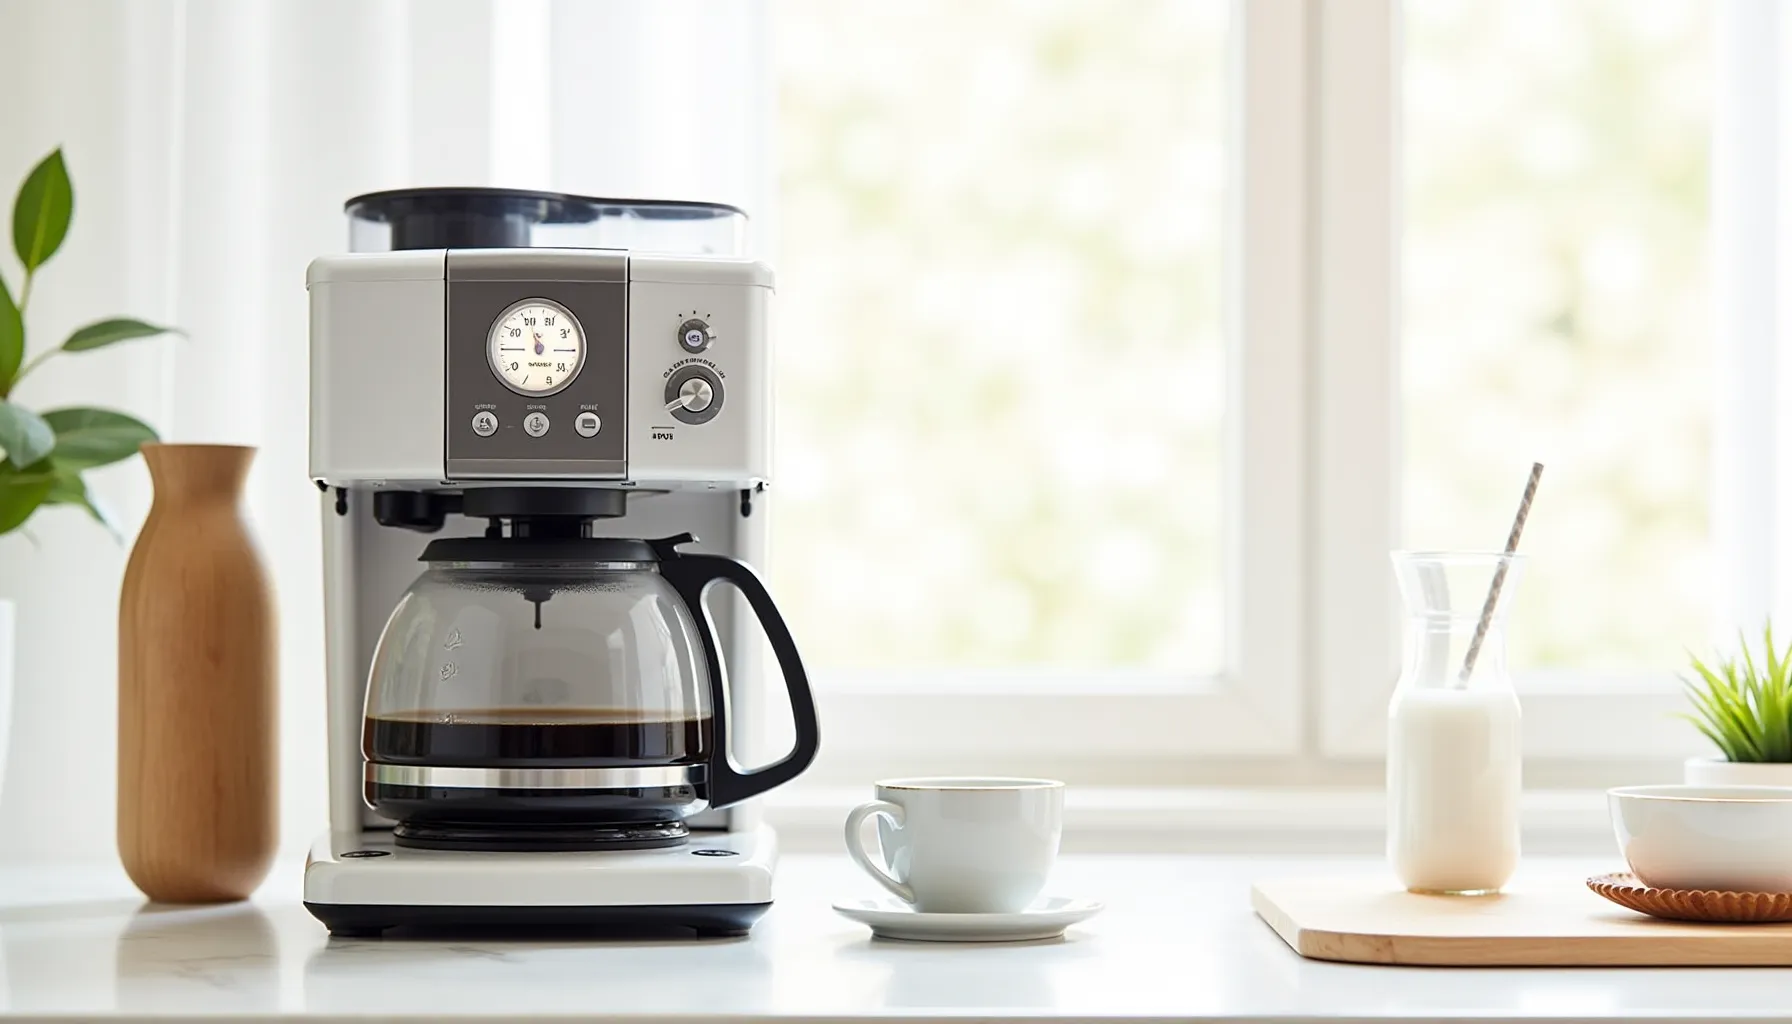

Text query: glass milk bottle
(1386, 552), (1524, 895)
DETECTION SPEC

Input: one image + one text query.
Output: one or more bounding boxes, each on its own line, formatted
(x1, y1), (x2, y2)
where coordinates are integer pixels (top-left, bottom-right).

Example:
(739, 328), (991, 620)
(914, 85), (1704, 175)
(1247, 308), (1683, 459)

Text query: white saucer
(831, 895), (1104, 942)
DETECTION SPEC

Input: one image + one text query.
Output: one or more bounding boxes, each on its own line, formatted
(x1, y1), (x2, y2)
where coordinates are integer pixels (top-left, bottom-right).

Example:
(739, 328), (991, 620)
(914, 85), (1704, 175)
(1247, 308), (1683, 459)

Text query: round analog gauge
(487, 299), (585, 396)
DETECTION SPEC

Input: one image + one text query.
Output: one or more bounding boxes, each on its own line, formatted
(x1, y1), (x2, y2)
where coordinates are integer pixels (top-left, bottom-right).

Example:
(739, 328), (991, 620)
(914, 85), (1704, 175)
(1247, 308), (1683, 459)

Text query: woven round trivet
(1587, 873), (1792, 923)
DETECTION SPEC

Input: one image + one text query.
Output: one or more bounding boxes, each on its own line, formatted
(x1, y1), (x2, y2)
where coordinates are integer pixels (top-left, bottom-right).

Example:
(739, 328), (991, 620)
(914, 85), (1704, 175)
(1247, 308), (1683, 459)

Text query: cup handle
(843, 799), (913, 903)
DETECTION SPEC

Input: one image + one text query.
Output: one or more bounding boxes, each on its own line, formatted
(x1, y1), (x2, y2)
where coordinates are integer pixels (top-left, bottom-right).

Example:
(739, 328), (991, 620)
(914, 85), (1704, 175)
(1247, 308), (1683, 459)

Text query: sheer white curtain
(0, 0), (767, 862)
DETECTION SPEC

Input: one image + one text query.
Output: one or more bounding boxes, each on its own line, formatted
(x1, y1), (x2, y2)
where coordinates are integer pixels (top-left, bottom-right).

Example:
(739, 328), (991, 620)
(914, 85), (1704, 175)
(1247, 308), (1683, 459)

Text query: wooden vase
(118, 444), (277, 903)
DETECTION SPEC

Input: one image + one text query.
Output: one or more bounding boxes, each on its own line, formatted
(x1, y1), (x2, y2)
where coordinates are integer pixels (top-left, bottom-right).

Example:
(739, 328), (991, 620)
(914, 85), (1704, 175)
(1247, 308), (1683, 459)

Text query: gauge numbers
(488, 299), (585, 396)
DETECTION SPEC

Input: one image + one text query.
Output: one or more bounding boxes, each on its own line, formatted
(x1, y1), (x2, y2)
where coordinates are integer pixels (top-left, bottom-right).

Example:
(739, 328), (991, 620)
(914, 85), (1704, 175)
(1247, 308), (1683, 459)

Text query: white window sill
(766, 785), (1616, 855)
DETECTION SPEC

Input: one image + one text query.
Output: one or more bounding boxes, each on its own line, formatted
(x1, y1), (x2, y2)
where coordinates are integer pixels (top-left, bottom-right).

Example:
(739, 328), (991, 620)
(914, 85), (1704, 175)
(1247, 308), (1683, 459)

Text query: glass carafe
(362, 534), (819, 850)
(1386, 551), (1525, 895)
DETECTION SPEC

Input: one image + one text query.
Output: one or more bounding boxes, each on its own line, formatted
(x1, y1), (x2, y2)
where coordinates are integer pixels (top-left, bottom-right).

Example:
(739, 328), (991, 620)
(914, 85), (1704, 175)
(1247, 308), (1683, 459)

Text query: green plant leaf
(1767, 621), (1782, 687)
(0, 274), (20, 390)
(1683, 655), (1763, 761)
(1677, 713), (1746, 763)
(1720, 660), (1767, 760)
(40, 407), (157, 470)
(43, 468), (117, 539)
(1681, 673), (1731, 730)
(1762, 625), (1792, 761)
(1678, 624), (1792, 762)
(61, 317), (179, 353)
(1684, 687), (1753, 760)
(1733, 634), (1768, 756)
(12, 149), (71, 272)
(0, 461), (53, 534)
(1778, 623), (1792, 757)
(0, 400), (54, 467)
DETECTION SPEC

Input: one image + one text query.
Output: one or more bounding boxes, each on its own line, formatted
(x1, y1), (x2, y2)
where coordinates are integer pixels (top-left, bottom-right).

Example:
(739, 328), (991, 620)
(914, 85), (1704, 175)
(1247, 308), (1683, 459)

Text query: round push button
(575, 411), (602, 437)
(523, 412), (550, 438)
(471, 411), (498, 437)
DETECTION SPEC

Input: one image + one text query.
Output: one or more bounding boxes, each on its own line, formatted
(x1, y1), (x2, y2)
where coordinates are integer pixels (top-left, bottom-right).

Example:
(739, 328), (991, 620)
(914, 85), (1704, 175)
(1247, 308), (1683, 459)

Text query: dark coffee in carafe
(364, 708), (711, 767)
(363, 708), (715, 850)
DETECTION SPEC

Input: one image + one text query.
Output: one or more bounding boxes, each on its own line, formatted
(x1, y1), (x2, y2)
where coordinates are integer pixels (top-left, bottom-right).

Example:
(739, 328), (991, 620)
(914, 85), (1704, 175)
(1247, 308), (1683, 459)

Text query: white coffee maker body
(301, 189), (815, 937)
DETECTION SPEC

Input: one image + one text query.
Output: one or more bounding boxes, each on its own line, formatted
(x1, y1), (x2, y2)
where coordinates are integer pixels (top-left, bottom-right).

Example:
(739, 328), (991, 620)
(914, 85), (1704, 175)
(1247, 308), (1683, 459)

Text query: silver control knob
(677, 377), (714, 413)
(664, 366), (723, 425)
(678, 318), (713, 353)
(575, 411), (601, 437)
(523, 412), (550, 438)
(471, 411), (498, 437)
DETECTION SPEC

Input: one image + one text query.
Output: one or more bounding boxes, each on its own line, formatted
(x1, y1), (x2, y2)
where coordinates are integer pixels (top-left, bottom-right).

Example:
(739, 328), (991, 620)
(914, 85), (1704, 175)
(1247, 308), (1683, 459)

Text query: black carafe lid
(346, 187), (602, 250)
(346, 187), (746, 250)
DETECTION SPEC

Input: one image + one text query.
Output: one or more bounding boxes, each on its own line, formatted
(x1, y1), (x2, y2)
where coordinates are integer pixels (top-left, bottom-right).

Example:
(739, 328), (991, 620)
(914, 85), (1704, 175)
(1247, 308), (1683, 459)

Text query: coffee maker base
(304, 899), (770, 938)
(303, 822), (778, 938)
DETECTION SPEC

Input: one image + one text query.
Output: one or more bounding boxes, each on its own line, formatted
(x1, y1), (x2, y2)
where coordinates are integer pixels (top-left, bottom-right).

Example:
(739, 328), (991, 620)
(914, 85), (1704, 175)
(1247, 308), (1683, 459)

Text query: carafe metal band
(365, 763), (702, 791)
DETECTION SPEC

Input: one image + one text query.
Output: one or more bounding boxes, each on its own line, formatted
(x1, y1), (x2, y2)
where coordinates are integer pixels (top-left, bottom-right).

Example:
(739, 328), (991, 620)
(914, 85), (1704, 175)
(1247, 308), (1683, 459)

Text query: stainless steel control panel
(444, 251), (628, 480)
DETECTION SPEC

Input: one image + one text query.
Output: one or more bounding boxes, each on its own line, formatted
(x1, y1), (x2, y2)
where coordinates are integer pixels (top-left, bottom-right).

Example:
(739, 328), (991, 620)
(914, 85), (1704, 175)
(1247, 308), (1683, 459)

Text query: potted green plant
(0, 148), (176, 795)
(1680, 622), (1792, 786)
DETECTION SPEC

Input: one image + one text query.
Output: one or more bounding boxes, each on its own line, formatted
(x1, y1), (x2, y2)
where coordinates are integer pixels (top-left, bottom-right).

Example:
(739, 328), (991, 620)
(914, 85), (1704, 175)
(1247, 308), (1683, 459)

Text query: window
(770, 0), (1305, 771)
(1317, 0), (1724, 760)
(1404, 0), (1714, 675)
(767, 0), (1755, 778)
(772, 0), (1230, 677)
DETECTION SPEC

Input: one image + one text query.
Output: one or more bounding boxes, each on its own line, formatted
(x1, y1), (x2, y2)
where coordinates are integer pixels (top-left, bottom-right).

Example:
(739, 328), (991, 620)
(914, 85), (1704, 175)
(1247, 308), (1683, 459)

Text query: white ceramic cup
(843, 777), (1064, 913)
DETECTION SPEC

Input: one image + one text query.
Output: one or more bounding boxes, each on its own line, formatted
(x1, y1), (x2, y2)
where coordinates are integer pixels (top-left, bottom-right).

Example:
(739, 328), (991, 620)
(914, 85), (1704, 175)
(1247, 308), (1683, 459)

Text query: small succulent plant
(1681, 622), (1792, 763)
(0, 148), (179, 537)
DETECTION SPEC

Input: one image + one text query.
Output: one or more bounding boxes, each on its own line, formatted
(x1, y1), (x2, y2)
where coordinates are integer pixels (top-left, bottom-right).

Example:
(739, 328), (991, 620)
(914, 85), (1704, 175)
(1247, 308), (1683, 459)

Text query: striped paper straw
(1457, 462), (1544, 685)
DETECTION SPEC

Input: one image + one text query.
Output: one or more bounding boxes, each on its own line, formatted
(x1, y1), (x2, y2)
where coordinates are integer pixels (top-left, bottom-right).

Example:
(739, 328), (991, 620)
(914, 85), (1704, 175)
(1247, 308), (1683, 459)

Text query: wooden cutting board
(1254, 877), (1792, 966)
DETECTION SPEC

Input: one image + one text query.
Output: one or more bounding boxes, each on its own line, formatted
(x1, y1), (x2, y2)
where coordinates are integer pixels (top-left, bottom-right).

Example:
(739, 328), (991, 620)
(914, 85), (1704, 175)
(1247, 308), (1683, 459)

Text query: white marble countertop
(1, 853), (1790, 1021)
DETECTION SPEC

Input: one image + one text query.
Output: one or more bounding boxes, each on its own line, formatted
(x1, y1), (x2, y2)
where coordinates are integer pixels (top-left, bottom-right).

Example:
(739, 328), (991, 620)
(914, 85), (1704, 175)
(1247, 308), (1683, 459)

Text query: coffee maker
(301, 188), (820, 937)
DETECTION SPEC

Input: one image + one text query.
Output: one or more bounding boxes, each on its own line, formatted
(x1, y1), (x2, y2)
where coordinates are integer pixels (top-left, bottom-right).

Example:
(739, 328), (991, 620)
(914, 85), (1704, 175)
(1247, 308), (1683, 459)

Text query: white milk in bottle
(1387, 687), (1521, 893)
(1386, 552), (1525, 895)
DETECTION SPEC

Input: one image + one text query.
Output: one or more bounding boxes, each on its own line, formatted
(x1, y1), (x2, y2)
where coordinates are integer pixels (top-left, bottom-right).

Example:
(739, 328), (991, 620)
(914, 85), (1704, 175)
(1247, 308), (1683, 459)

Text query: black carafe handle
(652, 534), (820, 809)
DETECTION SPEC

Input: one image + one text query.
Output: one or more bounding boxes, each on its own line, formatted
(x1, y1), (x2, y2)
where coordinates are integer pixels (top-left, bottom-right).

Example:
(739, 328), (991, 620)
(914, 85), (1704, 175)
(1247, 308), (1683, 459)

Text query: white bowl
(1609, 785), (1792, 892)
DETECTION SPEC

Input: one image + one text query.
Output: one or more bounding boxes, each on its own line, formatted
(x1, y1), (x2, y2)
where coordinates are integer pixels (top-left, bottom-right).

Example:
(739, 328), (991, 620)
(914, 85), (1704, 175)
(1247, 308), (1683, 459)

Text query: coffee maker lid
(346, 187), (746, 251)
